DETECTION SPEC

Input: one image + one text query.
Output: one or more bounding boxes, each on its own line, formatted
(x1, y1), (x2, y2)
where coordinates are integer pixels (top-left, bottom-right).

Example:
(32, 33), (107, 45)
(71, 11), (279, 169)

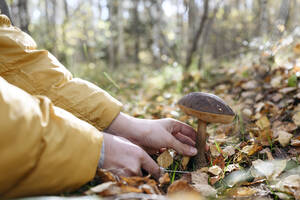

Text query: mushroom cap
(178, 92), (235, 124)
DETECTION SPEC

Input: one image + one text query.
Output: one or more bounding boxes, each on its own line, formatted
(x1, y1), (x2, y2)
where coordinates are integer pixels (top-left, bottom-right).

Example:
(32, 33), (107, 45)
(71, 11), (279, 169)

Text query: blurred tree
(0, 0), (12, 21)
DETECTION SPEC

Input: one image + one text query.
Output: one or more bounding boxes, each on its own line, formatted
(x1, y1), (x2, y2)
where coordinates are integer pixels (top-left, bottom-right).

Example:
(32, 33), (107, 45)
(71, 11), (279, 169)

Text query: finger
(171, 119), (197, 141)
(173, 132), (196, 146)
(168, 135), (197, 156)
(141, 153), (161, 180)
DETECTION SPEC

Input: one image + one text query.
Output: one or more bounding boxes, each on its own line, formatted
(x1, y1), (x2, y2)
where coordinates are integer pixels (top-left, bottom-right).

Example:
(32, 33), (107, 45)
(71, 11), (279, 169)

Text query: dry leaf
(181, 156), (190, 170)
(241, 144), (263, 156)
(169, 192), (204, 200)
(212, 154), (225, 169)
(293, 43), (300, 55)
(157, 150), (173, 168)
(85, 182), (120, 196)
(251, 159), (287, 181)
(209, 175), (221, 185)
(191, 170), (217, 197)
(96, 169), (117, 182)
(292, 112), (300, 126)
(256, 116), (271, 129)
(210, 144), (221, 157)
(225, 164), (240, 173)
(291, 136), (300, 147)
(222, 145), (236, 157)
(279, 87), (297, 94)
(272, 174), (300, 200)
(277, 131), (293, 147)
(167, 180), (198, 195)
(159, 173), (170, 186)
(208, 165), (223, 176)
(225, 187), (258, 198)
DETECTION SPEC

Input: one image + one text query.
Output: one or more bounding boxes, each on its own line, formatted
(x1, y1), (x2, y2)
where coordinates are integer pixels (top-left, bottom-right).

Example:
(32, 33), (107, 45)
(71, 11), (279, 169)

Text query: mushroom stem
(194, 119), (208, 168)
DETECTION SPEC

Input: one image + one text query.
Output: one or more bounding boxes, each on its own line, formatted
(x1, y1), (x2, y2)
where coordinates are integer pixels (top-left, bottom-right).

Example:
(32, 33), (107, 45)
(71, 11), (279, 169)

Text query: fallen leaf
(209, 175), (221, 185)
(259, 148), (274, 160)
(291, 136), (300, 147)
(224, 170), (252, 187)
(212, 154), (225, 169)
(167, 180), (199, 195)
(256, 116), (271, 130)
(225, 164), (240, 173)
(96, 169), (118, 182)
(222, 145), (236, 157)
(225, 187), (258, 198)
(272, 174), (300, 200)
(191, 170), (217, 197)
(293, 43), (300, 55)
(157, 150), (173, 168)
(168, 192), (204, 200)
(242, 108), (253, 118)
(159, 173), (170, 186)
(208, 165), (223, 176)
(85, 182), (120, 196)
(241, 80), (258, 90)
(251, 159), (287, 180)
(279, 87), (297, 94)
(277, 131), (293, 147)
(292, 112), (300, 126)
(181, 156), (190, 170)
(209, 144), (221, 157)
(241, 143), (263, 156)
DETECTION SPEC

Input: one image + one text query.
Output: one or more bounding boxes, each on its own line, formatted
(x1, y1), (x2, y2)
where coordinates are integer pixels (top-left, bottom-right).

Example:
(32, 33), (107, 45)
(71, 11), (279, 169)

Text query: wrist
(106, 112), (134, 136)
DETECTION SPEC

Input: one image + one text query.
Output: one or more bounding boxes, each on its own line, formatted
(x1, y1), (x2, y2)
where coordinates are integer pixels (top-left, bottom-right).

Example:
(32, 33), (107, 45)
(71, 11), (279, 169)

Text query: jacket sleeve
(0, 77), (103, 198)
(0, 15), (122, 131)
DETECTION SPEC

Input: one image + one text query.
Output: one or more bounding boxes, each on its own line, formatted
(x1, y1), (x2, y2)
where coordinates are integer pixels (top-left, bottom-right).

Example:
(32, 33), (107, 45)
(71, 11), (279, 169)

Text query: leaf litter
(74, 32), (300, 200)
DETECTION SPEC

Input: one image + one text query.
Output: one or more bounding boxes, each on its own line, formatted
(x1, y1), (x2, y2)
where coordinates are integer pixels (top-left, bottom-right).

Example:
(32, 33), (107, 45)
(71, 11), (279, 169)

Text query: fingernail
(190, 147), (197, 155)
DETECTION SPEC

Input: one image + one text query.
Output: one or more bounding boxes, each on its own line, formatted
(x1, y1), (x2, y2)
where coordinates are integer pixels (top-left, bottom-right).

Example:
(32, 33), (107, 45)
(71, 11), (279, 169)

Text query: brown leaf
(225, 187), (258, 198)
(191, 170), (217, 197)
(292, 112), (300, 126)
(241, 143), (263, 156)
(96, 169), (117, 182)
(291, 136), (300, 147)
(212, 154), (225, 169)
(159, 173), (170, 186)
(277, 131), (293, 147)
(208, 165), (223, 176)
(167, 180), (198, 195)
(85, 182), (121, 196)
(181, 156), (190, 170)
(157, 150), (173, 168)
(209, 175), (221, 185)
(273, 174), (300, 199)
(256, 116), (271, 130)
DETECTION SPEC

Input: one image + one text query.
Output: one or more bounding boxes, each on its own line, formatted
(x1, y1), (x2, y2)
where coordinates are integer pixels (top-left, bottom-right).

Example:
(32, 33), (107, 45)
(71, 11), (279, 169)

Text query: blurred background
(4, 0), (300, 116)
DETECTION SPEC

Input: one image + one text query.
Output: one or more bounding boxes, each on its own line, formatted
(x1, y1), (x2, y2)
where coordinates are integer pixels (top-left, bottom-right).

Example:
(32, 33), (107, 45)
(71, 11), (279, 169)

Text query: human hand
(106, 113), (197, 156)
(102, 133), (161, 179)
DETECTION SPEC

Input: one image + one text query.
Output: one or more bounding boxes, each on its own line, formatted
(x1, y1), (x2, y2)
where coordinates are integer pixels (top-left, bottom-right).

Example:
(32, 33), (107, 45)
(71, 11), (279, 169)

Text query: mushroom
(178, 92), (235, 168)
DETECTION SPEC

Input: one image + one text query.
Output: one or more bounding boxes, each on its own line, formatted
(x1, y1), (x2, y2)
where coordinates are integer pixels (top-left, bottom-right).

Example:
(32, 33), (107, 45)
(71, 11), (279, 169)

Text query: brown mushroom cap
(178, 92), (235, 124)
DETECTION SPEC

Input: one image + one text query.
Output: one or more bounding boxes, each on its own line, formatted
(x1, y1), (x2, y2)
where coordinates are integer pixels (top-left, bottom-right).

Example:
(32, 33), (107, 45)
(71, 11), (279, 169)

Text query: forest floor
(60, 32), (300, 200)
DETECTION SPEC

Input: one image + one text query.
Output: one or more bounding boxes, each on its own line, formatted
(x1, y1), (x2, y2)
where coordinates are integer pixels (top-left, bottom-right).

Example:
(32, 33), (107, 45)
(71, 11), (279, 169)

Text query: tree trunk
(0, 0), (12, 22)
(108, 0), (118, 68)
(185, 0), (209, 69)
(198, 1), (220, 69)
(133, 0), (140, 65)
(117, 0), (125, 64)
(18, 0), (30, 34)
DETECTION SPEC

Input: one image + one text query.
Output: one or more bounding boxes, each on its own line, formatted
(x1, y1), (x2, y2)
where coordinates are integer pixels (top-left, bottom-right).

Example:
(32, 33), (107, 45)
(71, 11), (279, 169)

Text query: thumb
(168, 136), (198, 156)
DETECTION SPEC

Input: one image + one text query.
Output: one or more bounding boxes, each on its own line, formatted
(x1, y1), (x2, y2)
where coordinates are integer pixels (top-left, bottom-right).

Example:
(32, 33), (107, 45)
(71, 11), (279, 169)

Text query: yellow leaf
(157, 150), (173, 168)
(256, 116), (270, 130)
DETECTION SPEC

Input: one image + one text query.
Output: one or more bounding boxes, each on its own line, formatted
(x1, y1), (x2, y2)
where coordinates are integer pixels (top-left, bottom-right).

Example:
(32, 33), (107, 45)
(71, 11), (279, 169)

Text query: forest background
(3, 1), (300, 198)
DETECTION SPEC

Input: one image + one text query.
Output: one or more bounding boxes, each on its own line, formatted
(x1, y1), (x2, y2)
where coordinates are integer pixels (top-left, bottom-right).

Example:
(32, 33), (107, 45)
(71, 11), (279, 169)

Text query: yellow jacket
(0, 14), (122, 197)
